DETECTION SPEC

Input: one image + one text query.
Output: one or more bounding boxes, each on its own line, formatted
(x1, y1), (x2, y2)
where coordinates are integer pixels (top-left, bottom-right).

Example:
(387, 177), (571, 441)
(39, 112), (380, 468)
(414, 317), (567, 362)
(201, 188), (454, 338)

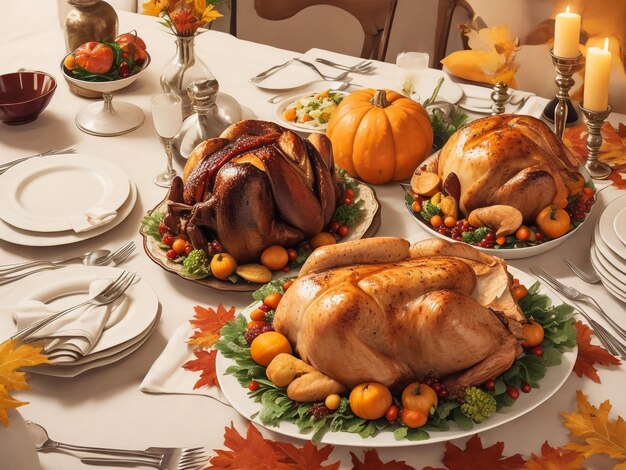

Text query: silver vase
(160, 35), (217, 118)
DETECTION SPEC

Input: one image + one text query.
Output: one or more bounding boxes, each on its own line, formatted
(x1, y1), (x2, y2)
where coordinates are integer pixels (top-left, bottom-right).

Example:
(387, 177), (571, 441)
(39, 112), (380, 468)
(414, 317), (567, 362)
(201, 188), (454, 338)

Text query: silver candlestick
(550, 49), (584, 140)
(579, 104), (613, 179)
(490, 81), (509, 115)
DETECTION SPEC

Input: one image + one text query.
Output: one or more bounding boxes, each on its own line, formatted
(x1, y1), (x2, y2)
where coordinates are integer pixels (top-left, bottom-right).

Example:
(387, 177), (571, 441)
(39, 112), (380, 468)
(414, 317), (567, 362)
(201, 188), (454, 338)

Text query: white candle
(583, 38), (612, 112)
(553, 6), (581, 58)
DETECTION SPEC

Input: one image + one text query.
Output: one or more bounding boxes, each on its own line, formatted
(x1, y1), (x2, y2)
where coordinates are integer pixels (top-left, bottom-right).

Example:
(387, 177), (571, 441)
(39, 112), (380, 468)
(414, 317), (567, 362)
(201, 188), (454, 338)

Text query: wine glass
(61, 54), (151, 136)
(151, 93), (183, 187)
(396, 51), (429, 98)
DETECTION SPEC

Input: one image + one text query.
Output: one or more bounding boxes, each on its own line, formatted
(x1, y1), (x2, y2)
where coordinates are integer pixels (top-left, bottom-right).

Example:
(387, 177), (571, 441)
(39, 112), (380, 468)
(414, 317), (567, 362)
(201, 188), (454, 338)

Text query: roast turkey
(273, 237), (524, 394)
(417, 114), (582, 222)
(162, 120), (338, 262)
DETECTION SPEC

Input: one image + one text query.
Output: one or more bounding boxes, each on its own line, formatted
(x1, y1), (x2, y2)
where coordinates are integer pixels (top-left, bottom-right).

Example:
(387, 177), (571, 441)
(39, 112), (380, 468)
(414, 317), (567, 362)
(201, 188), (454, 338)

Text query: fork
(314, 58), (374, 73)
(563, 258), (601, 284)
(81, 447), (208, 470)
(293, 58), (351, 81)
(573, 307), (626, 358)
(97, 241), (136, 266)
(530, 267), (626, 341)
(11, 271), (136, 342)
(250, 59), (294, 83)
(0, 147), (76, 175)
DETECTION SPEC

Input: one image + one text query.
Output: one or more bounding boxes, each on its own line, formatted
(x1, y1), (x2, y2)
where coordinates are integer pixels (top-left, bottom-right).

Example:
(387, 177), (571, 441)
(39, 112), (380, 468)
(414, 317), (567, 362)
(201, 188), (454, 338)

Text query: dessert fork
(0, 147), (76, 175)
(563, 258), (601, 284)
(81, 447), (208, 470)
(530, 267), (626, 341)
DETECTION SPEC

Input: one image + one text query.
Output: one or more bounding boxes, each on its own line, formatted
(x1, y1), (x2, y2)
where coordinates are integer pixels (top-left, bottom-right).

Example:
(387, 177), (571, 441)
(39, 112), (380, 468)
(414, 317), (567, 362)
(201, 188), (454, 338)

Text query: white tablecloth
(1, 2), (624, 469)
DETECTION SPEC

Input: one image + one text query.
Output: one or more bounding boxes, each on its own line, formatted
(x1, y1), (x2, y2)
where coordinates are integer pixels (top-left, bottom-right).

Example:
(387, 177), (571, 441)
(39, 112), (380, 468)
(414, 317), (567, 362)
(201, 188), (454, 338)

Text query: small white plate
(273, 89), (348, 133)
(458, 84), (533, 114)
(613, 207), (626, 246)
(0, 154), (130, 232)
(599, 195), (626, 258)
(0, 180), (137, 247)
(594, 224), (626, 275)
(590, 246), (626, 303)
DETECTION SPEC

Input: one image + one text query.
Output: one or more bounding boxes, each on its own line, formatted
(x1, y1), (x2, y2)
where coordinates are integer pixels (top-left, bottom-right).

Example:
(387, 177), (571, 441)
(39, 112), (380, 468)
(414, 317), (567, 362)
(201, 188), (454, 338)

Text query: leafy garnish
(333, 199), (365, 227)
(420, 201), (442, 220)
(430, 107), (469, 151)
(461, 227), (489, 244)
(140, 212), (165, 241)
(252, 278), (289, 301)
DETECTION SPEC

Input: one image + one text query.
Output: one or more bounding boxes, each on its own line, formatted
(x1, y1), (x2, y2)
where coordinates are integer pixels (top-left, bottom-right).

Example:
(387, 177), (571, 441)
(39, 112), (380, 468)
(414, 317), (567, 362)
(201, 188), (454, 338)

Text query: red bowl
(0, 71), (57, 125)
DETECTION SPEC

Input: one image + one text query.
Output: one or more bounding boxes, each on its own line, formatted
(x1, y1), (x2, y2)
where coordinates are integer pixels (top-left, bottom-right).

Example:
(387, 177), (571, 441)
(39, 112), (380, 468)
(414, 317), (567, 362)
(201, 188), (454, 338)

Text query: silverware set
(530, 266), (626, 358)
(27, 422), (207, 470)
(0, 147), (76, 175)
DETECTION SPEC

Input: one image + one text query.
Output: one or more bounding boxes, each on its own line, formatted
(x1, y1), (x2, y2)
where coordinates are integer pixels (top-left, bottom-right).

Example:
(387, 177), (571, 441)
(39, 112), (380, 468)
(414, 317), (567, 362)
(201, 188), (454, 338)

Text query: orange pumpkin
(535, 206), (571, 239)
(250, 331), (292, 366)
(349, 382), (393, 420)
(401, 382), (438, 414)
(521, 320), (545, 348)
(210, 253), (238, 280)
(73, 42), (114, 74)
(115, 31), (147, 62)
(326, 88), (434, 184)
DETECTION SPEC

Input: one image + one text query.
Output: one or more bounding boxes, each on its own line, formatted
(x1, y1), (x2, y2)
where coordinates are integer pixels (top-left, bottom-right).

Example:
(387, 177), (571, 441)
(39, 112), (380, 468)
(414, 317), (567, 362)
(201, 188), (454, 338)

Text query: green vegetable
(459, 386), (497, 423)
(420, 201), (442, 221)
(140, 212), (165, 241)
(182, 249), (211, 278)
(332, 199), (365, 227)
(430, 107), (469, 151)
(252, 277), (290, 301)
(462, 226), (489, 244)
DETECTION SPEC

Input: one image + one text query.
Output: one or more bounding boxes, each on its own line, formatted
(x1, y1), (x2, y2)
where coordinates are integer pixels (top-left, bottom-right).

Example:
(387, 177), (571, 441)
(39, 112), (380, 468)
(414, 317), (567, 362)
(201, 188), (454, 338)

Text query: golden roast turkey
(273, 237), (525, 394)
(417, 114), (582, 222)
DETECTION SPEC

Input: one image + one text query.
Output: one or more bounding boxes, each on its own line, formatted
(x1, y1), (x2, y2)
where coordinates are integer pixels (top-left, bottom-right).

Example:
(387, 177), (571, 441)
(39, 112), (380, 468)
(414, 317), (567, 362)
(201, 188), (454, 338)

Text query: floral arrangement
(143, 0), (223, 36)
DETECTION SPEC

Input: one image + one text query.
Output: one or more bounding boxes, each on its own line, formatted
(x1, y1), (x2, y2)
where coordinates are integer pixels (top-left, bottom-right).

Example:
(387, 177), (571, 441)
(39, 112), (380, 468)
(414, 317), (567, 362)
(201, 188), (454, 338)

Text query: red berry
(344, 197), (352, 206)
(259, 303), (271, 313)
(287, 248), (298, 262)
(211, 240), (223, 253)
(248, 380), (260, 391)
(438, 388), (449, 399)
(432, 382), (443, 393)
(158, 221), (168, 235)
(535, 232), (544, 242)
(244, 323), (274, 345)
(529, 346), (544, 357)
(521, 382), (532, 393)
(329, 221), (339, 231)
(166, 249), (177, 260)
(161, 233), (174, 246)
(184, 243), (194, 255)
(506, 385), (519, 400)
(385, 404), (399, 422)
(338, 225), (349, 237)
(118, 61), (130, 78)
(345, 188), (355, 199)
(484, 379), (496, 391)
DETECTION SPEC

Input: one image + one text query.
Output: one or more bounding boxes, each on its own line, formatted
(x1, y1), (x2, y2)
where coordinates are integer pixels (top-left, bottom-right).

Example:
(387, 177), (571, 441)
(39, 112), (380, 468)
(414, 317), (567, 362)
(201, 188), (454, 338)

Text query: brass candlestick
(550, 49), (584, 140)
(579, 104), (613, 179)
(490, 81), (509, 115)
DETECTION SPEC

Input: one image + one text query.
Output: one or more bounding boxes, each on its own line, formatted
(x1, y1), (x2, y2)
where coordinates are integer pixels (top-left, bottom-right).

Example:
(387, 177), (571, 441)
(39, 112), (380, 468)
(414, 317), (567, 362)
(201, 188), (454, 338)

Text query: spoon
(267, 80), (354, 104)
(26, 422), (162, 458)
(0, 249), (111, 276)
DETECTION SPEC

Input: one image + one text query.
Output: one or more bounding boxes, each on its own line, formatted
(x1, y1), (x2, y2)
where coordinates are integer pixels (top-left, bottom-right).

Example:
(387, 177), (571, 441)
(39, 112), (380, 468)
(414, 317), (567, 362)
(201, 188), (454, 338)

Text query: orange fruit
(310, 232), (337, 249)
(250, 331), (292, 366)
(349, 382), (393, 420)
(260, 245), (289, 271)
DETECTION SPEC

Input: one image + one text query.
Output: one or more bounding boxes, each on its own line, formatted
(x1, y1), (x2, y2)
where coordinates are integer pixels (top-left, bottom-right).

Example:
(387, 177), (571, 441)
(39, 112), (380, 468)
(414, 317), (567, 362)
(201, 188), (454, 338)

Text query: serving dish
(0, 70), (56, 125)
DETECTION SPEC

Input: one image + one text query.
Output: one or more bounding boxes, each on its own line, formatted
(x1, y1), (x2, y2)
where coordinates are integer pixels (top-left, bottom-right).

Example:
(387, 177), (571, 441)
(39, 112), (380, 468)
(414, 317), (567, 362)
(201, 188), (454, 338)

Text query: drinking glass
(396, 52), (429, 98)
(151, 93), (183, 187)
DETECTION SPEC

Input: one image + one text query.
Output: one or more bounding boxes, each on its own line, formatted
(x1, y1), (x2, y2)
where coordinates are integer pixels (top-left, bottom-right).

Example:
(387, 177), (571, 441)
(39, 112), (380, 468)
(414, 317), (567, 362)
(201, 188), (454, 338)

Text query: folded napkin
(13, 280), (114, 363)
(68, 206), (117, 233)
(140, 321), (228, 405)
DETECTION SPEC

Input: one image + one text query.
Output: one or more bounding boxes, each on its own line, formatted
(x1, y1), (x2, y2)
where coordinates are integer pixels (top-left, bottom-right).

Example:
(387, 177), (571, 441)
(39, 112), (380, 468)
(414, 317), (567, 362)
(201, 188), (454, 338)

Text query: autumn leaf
(0, 339), (49, 391)
(350, 449), (415, 469)
(439, 434), (526, 470)
(0, 385), (28, 427)
(526, 441), (585, 470)
(189, 304), (235, 339)
(188, 330), (220, 349)
(561, 390), (626, 464)
(182, 349), (218, 389)
(573, 321), (621, 383)
(208, 422), (339, 469)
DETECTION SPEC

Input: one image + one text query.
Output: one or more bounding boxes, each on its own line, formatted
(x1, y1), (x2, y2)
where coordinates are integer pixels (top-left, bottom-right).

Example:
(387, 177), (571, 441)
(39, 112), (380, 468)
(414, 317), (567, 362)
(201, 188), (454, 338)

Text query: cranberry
(118, 62), (130, 78)
(161, 233), (174, 246)
(529, 346), (544, 356)
(338, 225), (349, 237)
(484, 379), (496, 391)
(328, 220), (339, 232)
(343, 197), (352, 206)
(574, 210), (585, 221)
(158, 221), (168, 235)
(248, 380), (260, 391)
(521, 382), (532, 393)
(259, 303), (271, 313)
(506, 385), (519, 400)
(344, 188), (355, 199)
(535, 232), (544, 242)
(166, 249), (177, 260)
(485, 231), (496, 242)
(438, 388), (449, 399)
(211, 240), (223, 253)
(432, 382), (443, 393)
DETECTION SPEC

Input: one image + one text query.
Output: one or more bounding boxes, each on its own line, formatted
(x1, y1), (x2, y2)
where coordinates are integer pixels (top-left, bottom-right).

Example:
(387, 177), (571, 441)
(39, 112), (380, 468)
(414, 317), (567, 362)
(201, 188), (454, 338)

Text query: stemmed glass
(151, 93), (183, 187)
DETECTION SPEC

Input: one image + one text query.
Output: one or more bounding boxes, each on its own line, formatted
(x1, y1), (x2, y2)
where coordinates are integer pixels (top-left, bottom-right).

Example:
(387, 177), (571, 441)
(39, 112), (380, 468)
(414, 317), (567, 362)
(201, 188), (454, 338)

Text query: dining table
(1, 1), (625, 469)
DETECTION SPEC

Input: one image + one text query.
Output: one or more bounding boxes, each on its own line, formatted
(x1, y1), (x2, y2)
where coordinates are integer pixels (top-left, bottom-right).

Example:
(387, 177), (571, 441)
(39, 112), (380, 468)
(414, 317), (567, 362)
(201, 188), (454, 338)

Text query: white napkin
(140, 321), (228, 405)
(13, 280), (113, 363)
(68, 206), (117, 233)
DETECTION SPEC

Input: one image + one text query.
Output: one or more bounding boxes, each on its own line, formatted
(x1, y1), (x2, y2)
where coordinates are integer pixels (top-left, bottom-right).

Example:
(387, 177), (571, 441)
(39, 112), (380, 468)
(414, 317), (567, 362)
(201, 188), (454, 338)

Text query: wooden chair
(432, 0), (475, 69)
(229, 0), (398, 61)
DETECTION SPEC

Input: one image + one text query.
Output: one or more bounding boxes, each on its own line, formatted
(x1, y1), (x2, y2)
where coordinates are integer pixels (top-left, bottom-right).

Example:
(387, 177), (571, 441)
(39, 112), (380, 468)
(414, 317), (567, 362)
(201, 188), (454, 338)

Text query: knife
(250, 59), (294, 84)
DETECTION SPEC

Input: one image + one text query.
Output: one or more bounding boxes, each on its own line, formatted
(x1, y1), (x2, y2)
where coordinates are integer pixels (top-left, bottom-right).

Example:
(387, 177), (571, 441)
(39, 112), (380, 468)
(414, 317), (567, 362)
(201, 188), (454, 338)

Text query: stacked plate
(1, 266), (159, 377)
(0, 153), (137, 246)
(592, 195), (626, 302)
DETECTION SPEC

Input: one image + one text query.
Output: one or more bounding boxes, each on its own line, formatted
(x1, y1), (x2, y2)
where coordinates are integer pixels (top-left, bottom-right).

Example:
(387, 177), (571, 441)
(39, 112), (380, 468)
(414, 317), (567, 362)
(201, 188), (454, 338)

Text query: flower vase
(160, 35), (218, 118)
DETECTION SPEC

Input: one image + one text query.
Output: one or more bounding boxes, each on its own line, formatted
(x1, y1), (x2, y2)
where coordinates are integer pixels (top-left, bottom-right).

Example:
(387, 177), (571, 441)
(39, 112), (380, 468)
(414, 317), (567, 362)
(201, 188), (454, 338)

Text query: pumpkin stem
(370, 90), (390, 108)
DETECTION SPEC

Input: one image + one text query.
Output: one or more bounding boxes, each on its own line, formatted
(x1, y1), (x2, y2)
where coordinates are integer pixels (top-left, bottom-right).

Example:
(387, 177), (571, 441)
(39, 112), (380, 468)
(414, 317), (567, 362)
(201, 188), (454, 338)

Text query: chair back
(230, 0), (398, 61)
(433, 0), (475, 69)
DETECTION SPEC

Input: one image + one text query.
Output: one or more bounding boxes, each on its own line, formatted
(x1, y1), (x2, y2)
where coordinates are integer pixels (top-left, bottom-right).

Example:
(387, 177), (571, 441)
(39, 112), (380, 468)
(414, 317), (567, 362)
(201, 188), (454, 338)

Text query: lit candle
(553, 6), (581, 57)
(583, 38), (612, 111)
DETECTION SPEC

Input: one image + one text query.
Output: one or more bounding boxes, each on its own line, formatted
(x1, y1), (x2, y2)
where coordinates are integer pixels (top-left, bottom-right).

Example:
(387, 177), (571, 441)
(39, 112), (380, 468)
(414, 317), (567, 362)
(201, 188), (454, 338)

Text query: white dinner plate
(273, 89), (348, 133)
(593, 224), (626, 275)
(217, 266), (577, 446)
(457, 84), (534, 114)
(0, 154), (130, 232)
(0, 180), (137, 247)
(598, 195), (626, 258)
(590, 246), (626, 303)
(614, 207), (626, 246)
(250, 60), (327, 91)
(0, 266), (160, 373)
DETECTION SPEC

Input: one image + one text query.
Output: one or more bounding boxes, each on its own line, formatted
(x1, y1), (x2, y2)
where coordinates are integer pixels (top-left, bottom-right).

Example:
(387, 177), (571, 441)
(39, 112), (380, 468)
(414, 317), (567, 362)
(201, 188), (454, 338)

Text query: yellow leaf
(0, 385), (28, 427)
(0, 340), (49, 391)
(187, 331), (220, 349)
(561, 390), (626, 463)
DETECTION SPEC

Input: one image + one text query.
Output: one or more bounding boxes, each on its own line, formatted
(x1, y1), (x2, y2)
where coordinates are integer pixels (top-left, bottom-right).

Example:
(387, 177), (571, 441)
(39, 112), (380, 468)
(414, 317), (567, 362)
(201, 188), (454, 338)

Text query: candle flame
(604, 37), (609, 51)
(566, 5), (570, 13)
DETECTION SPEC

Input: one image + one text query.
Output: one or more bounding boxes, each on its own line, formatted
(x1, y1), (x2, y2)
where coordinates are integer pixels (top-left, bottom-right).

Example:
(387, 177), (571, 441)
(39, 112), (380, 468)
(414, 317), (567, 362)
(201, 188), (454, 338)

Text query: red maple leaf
(526, 441), (585, 469)
(189, 304), (235, 338)
(438, 434), (526, 470)
(350, 449), (416, 469)
(182, 349), (218, 389)
(208, 422), (339, 469)
(573, 321), (621, 383)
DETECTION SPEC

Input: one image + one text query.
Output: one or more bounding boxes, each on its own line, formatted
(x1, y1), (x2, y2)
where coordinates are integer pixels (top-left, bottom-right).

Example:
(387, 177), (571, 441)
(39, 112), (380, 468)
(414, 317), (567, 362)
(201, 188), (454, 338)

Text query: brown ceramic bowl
(0, 71), (57, 125)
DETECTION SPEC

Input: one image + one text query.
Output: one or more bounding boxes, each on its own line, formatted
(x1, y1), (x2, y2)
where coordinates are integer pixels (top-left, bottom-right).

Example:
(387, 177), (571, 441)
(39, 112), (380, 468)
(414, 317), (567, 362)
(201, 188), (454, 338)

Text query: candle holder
(549, 49), (584, 140)
(579, 103), (613, 179)
(490, 81), (509, 115)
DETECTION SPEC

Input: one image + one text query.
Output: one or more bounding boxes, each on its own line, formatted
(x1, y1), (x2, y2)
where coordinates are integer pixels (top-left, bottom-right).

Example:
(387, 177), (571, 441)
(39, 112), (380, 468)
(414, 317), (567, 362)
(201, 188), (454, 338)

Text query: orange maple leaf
(182, 349), (218, 389)
(438, 434), (526, 470)
(561, 390), (626, 464)
(573, 321), (621, 383)
(188, 304), (235, 338)
(208, 422), (339, 469)
(526, 441), (585, 469)
(0, 385), (28, 427)
(351, 449), (416, 469)
(188, 330), (220, 349)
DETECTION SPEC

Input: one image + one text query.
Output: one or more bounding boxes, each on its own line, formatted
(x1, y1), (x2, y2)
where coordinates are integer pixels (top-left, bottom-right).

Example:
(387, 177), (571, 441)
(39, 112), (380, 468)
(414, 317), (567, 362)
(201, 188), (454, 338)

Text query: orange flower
(143, 0), (222, 35)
